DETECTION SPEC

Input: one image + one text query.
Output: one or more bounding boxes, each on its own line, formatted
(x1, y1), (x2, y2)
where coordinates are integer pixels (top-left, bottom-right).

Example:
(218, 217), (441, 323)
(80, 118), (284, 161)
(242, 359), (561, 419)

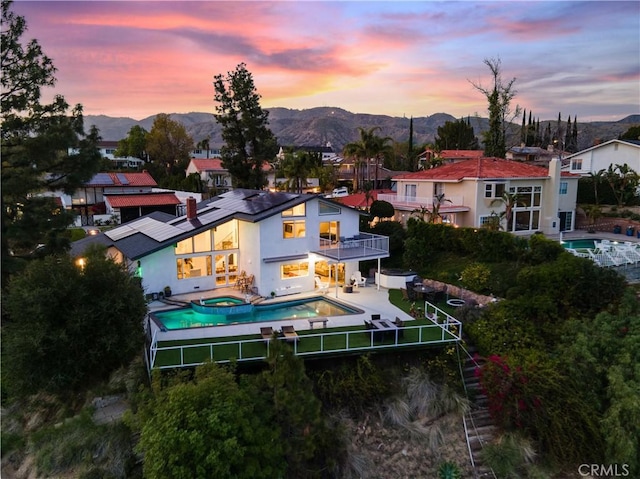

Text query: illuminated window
(319, 221), (340, 242)
(282, 204), (306, 217)
(176, 256), (212, 280)
(281, 262), (309, 279)
(193, 230), (212, 253)
(283, 220), (306, 238)
(214, 220), (238, 250)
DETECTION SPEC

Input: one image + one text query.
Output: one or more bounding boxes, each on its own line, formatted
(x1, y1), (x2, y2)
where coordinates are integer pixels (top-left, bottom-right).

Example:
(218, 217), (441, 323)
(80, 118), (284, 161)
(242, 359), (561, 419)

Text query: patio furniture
(371, 318), (398, 342)
(281, 325), (299, 343)
(315, 276), (330, 294)
(371, 313), (381, 320)
(413, 284), (435, 301)
(394, 317), (404, 339)
(351, 271), (367, 288)
(308, 317), (328, 329)
(261, 326), (274, 343)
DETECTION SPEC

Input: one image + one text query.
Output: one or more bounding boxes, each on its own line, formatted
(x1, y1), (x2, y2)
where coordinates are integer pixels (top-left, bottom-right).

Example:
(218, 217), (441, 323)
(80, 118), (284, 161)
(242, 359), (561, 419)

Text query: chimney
(186, 197), (197, 220)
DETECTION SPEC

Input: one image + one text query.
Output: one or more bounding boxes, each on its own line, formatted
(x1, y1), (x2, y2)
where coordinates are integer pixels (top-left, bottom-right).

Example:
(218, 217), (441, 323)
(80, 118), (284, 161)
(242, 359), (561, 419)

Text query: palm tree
(588, 169), (606, 205)
(282, 151), (313, 193)
(428, 193), (452, 224)
(491, 191), (521, 232)
(343, 127), (393, 191)
(197, 137), (211, 158)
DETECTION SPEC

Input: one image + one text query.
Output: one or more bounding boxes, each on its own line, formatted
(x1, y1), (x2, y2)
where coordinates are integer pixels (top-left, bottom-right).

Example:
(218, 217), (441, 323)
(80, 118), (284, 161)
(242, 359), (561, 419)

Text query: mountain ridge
(85, 108), (639, 152)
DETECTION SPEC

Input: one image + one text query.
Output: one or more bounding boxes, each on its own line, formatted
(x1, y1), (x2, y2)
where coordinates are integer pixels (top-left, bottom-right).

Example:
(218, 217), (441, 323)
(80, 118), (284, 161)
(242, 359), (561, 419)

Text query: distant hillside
(85, 109), (639, 152)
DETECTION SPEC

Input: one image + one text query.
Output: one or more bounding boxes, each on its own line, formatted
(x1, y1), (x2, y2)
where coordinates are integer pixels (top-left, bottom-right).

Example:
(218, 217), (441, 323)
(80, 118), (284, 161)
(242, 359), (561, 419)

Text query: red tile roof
(333, 189), (395, 208)
(87, 172), (158, 187)
(105, 193), (181, 208)
(394, 158), (578, 181)
(191, 158), (225, 171)
(440, 150), (484, 159)
(190, 158), (272, 172)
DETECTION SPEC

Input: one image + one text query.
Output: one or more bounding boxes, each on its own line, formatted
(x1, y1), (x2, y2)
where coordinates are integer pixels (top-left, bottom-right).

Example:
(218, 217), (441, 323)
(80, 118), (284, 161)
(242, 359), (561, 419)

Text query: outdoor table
(371, 318), (398, 342)
(413, 285), (435, 301)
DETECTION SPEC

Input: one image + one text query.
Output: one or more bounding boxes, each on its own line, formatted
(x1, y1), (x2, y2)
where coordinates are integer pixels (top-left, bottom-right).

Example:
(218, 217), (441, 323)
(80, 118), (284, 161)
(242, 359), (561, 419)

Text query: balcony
(312, 232), (389, 262)
(377, 193), (469, 213)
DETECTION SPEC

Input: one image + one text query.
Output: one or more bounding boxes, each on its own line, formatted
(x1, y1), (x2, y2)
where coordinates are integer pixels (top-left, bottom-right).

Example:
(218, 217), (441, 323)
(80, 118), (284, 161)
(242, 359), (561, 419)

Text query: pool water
(562, 238), (601, 249)
(153, 296), (361, 330)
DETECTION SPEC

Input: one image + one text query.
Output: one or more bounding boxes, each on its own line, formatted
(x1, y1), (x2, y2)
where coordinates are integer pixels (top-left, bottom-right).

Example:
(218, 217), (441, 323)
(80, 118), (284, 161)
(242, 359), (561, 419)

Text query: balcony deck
(312, 232), (389, 262)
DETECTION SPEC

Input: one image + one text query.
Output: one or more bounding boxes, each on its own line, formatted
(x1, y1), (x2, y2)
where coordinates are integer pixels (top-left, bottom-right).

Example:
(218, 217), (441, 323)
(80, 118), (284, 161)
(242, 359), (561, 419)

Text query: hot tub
(375, 269), (417, 289)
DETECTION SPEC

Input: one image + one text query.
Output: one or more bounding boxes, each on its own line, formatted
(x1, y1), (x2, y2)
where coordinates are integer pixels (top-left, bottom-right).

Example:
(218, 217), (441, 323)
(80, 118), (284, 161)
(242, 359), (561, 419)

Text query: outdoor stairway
(460, 344), (498, 479)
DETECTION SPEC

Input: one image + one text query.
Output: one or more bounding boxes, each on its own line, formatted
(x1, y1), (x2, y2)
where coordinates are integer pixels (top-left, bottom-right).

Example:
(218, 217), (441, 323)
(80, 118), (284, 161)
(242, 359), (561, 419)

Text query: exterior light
(76, 258), (86, 269)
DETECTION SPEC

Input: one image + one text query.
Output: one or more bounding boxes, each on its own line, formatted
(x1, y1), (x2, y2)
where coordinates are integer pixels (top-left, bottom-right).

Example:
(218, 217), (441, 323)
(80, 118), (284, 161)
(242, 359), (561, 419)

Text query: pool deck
(147, 283), (416, 340)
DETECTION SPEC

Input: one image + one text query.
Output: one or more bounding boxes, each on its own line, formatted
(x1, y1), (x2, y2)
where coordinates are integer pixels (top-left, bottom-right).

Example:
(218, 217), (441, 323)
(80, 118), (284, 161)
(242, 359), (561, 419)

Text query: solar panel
(115, 173), (129, 185)
(135, 217), (182, 242)
(87, 172), (113, 186)
(105, 224), (137, 241)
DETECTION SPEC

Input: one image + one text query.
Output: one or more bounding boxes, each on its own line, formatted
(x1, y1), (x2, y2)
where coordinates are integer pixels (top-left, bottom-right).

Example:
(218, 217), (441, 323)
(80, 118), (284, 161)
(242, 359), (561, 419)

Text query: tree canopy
(2, 250), (147, 397)
(471, 57), (519, 158)
(115, 124), (148, 161)
(213, 63), (278, 189)
(1, 0), (101, 280)
(145, 113), (194, 180)
(434, 118), (479, 151)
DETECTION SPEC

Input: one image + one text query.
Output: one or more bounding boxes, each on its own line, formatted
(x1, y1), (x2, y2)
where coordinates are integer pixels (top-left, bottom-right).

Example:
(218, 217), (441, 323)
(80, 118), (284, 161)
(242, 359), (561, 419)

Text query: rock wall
(421, 279), (496, 306)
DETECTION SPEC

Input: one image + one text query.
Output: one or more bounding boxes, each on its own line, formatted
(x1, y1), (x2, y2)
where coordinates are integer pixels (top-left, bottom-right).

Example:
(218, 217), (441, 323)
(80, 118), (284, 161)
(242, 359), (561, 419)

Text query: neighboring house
(71, 189), (390, 298)
(380, 158), (579, 234)
(186, 158), (275, 193)
(333, 189), (395, 210)
(191, 147), (222, 159)
(185, 158), (232, 192)
(418, 149), (484, 168)
(104, 192), (181, 224)
(506, 145), (555, 166)
(277, 143), (336, 162)
(78, 141), (145, 169)
(62, 171), (158, 226)
(562, 139), (640, 175)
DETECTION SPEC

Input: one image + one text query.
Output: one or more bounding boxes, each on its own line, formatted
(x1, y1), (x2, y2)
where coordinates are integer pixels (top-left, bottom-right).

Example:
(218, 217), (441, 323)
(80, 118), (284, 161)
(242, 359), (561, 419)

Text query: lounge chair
(351, 271), (367, 288)
(315, 276), (330, 294)
(281, 325), (299, 343)
(261, 326), (274, 343)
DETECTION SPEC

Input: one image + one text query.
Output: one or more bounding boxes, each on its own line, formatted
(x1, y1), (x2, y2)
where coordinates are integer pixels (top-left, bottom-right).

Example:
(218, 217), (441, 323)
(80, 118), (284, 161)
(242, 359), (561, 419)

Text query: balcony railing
(377, 193), (466, 211)
(148, 314), (462, 371)
(314, 232), (389, 261)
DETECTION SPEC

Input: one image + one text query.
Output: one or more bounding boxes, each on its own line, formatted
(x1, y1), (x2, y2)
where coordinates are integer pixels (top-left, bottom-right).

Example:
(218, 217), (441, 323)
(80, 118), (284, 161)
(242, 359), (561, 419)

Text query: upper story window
(319, 201), (340, 215)
(571, 159), (582, 170)
(559, 182), (568, 195)
(175, 220), (238, 254)
(434, 182), (444, 197)
(405, 184), (416, 199)
(283, 220), (306, 239)
(484, 182), (506, 198)
(282, 204), (306, 217)
(509, 185), (542, 207)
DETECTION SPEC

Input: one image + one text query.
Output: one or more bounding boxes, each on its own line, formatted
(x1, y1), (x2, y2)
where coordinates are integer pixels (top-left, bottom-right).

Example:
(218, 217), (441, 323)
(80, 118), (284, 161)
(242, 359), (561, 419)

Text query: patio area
(145, 285), (462, 371)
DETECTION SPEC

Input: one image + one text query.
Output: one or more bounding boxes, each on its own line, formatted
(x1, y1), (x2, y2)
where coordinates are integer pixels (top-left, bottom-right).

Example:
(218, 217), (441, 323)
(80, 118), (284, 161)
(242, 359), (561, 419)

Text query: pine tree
(214, 63), (278, 189)
(564, 116), (572, 151)
(1, 0), (101, 283)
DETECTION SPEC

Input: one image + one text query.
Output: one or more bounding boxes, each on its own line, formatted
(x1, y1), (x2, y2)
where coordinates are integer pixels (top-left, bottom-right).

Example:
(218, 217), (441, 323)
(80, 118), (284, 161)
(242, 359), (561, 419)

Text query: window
(320, 221), (340, 242)
(319, 201), (341, 215)
(283, 220), (306, 238)
(282, 204), (306, 217)
(281, 262), (309, 279)
(193, 230), (212, 253)
(405, 184), (416, 200)
(559, 182), (568, 195)
(434, 182), (444, 197)
(214, 220), (238, 250)
(485, 182), (506, 198)
(571, 159), (582, 170)
(176, 256), (212, 280)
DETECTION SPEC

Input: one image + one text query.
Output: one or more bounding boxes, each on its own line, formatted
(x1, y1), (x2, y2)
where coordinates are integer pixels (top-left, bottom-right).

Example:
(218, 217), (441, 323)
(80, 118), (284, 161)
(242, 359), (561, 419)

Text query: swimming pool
(562, 238), (602, 249)
(152, 296), (362, 330)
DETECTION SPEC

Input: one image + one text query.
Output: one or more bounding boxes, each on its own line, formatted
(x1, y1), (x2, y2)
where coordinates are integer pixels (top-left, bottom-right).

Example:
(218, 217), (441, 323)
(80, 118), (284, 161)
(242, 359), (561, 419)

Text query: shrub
(460, 262), (491, 293)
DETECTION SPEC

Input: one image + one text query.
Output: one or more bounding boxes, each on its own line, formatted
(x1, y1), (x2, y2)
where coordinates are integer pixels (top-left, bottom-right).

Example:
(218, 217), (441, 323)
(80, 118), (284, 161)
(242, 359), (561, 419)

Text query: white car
(332, 187), (349, 197)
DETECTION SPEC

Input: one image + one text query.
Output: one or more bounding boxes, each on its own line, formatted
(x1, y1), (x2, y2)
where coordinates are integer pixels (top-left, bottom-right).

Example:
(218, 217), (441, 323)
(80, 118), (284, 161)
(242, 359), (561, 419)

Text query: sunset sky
(12, 1), (640, 122)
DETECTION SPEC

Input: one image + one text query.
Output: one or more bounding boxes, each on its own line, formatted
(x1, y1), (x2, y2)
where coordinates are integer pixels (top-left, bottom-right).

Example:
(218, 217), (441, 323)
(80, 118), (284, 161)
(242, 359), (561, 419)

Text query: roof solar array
(105, 224), (137, 241)
(87, 172), (113, 186)
(134, 217), (183, 242)
(115, 173), (129, 185)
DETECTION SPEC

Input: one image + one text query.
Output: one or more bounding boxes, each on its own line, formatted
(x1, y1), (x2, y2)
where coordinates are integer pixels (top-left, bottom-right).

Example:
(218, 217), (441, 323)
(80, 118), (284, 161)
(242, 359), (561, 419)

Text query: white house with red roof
(186, 158), (276, 192)
(380, 158), (579, 234)
(562, 139), (640, 176)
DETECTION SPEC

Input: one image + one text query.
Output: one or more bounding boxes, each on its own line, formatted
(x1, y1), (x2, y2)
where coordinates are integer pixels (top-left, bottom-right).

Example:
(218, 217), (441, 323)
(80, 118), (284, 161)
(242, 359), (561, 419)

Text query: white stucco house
(562, 139), (640, 175)
(379, 157), (579, 234)
(71, 189), (389, 299)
